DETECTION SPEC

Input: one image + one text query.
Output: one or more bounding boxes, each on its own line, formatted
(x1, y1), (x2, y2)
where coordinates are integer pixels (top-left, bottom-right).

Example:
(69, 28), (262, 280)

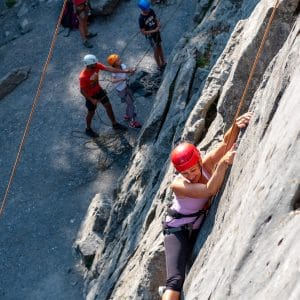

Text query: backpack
(61, 0), (79, 29)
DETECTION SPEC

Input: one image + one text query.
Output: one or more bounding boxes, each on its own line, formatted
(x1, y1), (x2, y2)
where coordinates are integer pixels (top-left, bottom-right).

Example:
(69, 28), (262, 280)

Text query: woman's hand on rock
(222, 144), (236, 166)
(236, 112), (253, 128)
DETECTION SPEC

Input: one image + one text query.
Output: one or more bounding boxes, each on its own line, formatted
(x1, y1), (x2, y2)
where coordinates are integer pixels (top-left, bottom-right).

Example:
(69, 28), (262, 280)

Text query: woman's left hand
(236, 112), (253, 128)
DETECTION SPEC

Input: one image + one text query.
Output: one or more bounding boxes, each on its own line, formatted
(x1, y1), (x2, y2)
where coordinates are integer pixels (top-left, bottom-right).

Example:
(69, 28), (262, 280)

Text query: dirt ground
(0, 0), (196, 299)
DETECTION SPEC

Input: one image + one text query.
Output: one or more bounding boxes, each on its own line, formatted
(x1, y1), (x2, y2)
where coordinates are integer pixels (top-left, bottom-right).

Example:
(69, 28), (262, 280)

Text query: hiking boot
(85, 128), (99, 138)
(83, 40), (93, 48)
(158, 286), (166, 297)
(112, 123), (127, 131)
(129, 120), (142, 128)
(86, 32), (97, 39)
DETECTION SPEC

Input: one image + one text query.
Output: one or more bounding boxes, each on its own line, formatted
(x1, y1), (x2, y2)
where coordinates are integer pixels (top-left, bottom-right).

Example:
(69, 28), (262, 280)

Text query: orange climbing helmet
(107, 54), (119, 66)
(170, 142), (201, 172)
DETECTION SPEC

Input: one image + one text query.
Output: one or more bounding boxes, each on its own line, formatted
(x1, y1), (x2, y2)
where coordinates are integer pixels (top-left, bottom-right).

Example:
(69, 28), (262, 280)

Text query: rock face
(0, 67), (30, 100)
(89, 0), (120, 15)
(77, 0), (300, 299)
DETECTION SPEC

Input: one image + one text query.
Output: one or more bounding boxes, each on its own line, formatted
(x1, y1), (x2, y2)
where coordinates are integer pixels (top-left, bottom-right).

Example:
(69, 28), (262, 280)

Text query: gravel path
(0, 1), (196, 299)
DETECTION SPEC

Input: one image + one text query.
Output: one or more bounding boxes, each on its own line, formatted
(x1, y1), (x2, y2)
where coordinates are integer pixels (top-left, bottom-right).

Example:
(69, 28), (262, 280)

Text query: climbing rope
(225, 0), (280, 150)
(0, 0), (68, 219)
(205, 0), (280, 211)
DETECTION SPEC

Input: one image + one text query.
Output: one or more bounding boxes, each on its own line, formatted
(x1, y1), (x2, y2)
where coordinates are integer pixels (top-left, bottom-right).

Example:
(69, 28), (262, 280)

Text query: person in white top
(107, 54), (142, 129)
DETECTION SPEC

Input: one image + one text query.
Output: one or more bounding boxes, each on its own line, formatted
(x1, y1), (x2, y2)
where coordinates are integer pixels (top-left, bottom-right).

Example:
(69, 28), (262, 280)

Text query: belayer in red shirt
(79, 54), (135, 137)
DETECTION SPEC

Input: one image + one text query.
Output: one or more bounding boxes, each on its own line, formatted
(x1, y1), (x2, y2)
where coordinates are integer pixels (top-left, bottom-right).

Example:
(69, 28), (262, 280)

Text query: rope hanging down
(225, 0), (280, 150)
(205, 0), (280, 210)
(0, 0), (68, 219)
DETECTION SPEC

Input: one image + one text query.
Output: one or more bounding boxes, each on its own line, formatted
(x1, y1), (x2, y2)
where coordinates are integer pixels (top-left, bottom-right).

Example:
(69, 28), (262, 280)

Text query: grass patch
(196, 43), (212, 68)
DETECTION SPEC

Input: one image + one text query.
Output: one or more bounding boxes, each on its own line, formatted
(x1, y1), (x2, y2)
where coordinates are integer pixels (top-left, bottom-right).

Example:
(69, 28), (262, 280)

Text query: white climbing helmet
(83, 54), (98, 66)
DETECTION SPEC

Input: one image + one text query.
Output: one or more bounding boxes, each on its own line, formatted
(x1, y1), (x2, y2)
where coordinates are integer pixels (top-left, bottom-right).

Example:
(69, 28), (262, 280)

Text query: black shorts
(85, 89), (109, 112)
(147, 32), (162, 48)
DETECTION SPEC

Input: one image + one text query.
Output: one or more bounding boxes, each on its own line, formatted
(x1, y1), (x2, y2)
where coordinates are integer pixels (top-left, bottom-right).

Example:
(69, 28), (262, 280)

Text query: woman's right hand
(221, 144), (236, 166)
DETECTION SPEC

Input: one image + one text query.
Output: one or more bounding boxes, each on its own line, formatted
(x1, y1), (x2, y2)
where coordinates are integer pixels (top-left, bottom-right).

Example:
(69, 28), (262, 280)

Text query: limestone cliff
(77, 0), (300, 299)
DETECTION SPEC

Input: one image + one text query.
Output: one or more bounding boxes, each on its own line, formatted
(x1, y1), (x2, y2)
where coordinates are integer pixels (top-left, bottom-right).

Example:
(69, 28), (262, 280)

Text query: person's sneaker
(86, 32), (97, 39)
(112, 123), (127, 131)
(124, 113), (137, 121)
(83, 40), (93, 48)
(158, 286), (166, 297)
(129, 120), (142, 128)
(85, 128), (99, 138)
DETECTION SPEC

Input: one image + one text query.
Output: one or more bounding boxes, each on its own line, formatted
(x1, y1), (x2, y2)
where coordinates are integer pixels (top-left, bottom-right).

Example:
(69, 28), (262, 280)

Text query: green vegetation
(196, 43), (212, 68)
(5, 0), (16, 8)
(196, 56), (210, 68)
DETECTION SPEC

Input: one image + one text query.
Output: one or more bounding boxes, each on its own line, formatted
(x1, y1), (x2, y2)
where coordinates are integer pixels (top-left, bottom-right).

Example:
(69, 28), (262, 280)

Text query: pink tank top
(165, 168), (211, 229)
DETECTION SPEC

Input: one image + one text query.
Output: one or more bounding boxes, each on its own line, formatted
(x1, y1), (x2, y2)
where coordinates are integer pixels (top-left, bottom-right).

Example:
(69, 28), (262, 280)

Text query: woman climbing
(161, 112), (253, 300)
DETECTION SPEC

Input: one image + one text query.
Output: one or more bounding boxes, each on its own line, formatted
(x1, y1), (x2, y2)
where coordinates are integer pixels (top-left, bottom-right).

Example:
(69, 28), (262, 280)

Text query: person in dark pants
(73, 0), (97, 48)
(107, 53), (142, 129)
(138, 0), (166, 71)
(79, 54), (134, 137)
(161, 112), (253, 299)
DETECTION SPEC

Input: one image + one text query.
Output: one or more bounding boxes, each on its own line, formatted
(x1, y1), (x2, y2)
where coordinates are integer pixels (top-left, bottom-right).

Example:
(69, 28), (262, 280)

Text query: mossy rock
(5, 0), (16, 8)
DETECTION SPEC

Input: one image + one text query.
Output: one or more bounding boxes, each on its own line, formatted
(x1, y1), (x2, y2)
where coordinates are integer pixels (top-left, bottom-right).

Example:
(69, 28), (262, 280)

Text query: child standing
(138, 0), (166, 71)
(107, 54), (142, 129)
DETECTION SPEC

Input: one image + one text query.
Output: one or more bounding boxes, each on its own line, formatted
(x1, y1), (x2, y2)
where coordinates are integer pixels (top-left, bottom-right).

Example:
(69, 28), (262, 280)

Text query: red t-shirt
(73, 0), (86, 6)
(79, 63), (107, 97)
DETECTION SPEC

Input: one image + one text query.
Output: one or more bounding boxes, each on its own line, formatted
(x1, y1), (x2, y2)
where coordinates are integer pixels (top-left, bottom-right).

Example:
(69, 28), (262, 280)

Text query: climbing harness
(166, 207), (207, 219)
(163, 207), (207, 237)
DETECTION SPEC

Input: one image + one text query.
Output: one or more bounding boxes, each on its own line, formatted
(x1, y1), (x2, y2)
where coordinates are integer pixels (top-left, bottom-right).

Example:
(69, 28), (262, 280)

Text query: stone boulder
(0, 67), (30, 100)
(89, 0), (120, 15)
(75, 193), (112, 268)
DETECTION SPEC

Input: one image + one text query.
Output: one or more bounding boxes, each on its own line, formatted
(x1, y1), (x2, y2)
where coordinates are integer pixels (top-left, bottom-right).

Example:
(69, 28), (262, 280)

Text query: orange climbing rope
(204, 0), (280, 210)
(0, 0), (68, 219)
(225, 0), (280, 150)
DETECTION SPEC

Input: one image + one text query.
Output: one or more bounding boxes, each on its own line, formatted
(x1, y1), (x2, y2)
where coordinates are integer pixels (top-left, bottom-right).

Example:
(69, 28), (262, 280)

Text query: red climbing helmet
(170, 142), (201, 172)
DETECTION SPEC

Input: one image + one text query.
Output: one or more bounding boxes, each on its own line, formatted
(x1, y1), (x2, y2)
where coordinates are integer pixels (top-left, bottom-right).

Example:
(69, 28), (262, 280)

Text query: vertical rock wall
(185, 7), (300, 299)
